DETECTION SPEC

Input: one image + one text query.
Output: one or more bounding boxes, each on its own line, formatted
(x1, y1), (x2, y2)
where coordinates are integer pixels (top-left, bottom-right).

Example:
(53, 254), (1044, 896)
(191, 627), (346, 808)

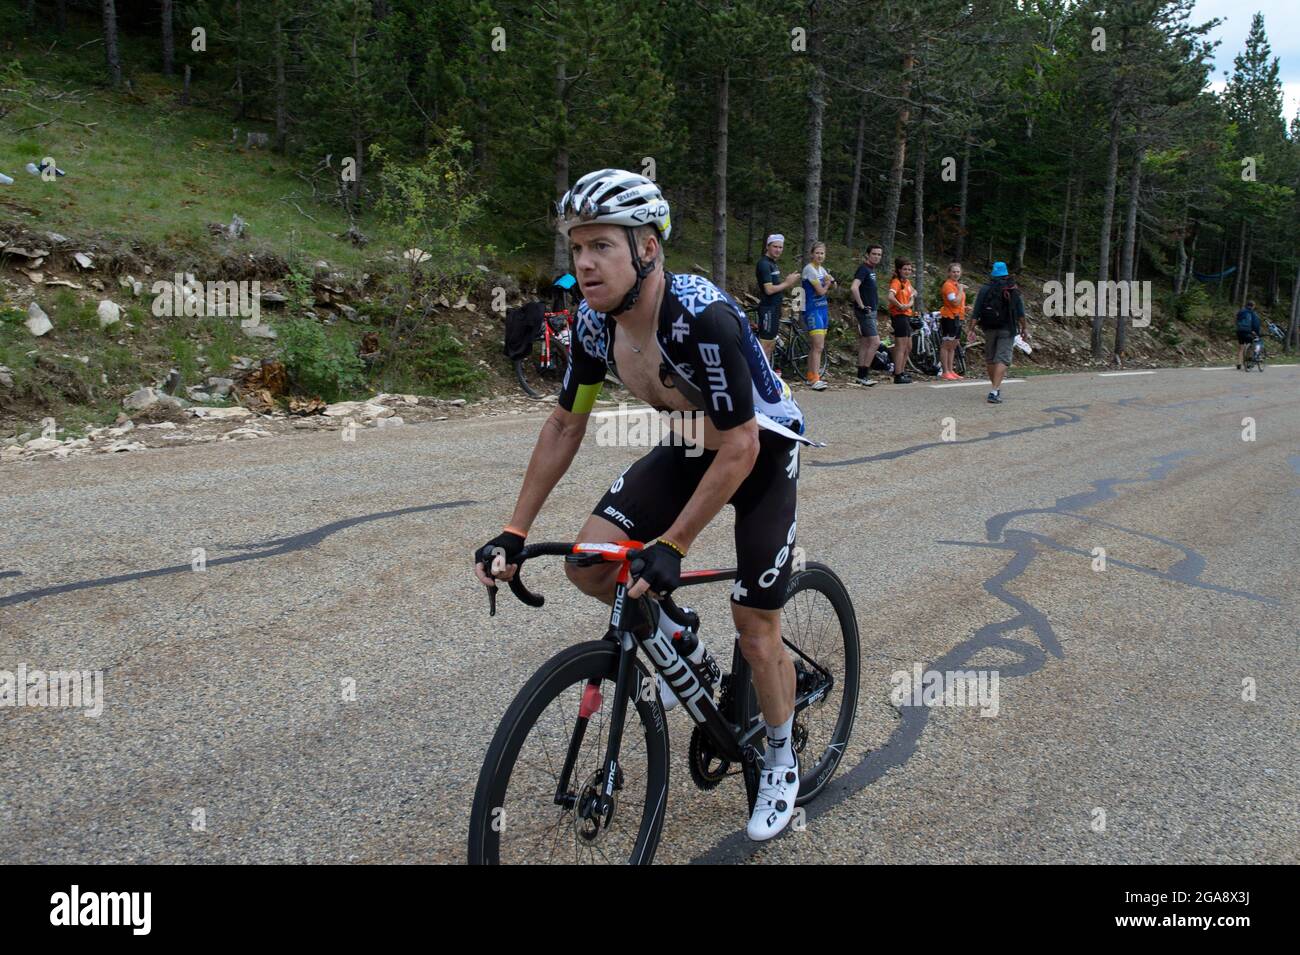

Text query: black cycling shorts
(756, 304), (781, 341)
(940, 317), (961, 340)
(890, 314), (913, 339)
(1236, 329), (1255, 344)
(592, 429), (799, 611)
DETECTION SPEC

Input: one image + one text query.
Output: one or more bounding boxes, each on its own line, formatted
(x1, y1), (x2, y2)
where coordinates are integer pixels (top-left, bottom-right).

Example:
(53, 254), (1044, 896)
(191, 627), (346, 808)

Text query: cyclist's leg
(566, 440), (707, 604)
(727, 433), (799, 730)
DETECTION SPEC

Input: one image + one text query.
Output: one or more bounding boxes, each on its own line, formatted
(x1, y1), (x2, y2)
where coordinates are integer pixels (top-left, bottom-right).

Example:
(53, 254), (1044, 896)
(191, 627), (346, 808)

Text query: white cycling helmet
(557, 168), (671, 316)
(556, 168), (672, 240)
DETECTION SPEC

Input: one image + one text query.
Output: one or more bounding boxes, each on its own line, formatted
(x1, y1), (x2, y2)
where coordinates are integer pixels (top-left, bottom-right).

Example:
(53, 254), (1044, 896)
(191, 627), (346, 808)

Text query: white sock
(765, 714), (795, 769)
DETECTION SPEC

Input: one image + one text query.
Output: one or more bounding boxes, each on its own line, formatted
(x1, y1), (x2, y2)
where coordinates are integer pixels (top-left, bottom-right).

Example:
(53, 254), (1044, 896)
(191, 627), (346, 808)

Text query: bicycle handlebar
(487, 541), (695, 629)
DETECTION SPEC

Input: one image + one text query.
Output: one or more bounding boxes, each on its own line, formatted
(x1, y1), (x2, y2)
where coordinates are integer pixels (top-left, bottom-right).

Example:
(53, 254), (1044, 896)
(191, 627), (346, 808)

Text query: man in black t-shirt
(755, 234), (801, 362)
(850, 244), (883, 386)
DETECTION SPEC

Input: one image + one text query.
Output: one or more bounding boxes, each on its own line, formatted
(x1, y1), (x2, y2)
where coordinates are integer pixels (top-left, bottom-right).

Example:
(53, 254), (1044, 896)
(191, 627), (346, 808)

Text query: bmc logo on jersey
(698, 343), (732, 412)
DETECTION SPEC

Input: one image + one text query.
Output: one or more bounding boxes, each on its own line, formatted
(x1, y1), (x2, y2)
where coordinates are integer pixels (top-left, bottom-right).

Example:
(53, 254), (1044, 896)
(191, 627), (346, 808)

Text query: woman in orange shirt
(938, 262), (968, 380)
(887, 258), (915, 384)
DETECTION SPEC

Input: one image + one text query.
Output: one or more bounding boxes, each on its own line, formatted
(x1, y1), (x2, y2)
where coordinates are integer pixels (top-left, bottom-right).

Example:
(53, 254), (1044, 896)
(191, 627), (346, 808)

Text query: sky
(1191, 0), (1300, 123)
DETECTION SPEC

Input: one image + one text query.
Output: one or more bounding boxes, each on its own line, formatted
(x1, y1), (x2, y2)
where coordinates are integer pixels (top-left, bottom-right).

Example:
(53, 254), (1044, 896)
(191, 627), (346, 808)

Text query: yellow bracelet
(658, 538), (686, 558)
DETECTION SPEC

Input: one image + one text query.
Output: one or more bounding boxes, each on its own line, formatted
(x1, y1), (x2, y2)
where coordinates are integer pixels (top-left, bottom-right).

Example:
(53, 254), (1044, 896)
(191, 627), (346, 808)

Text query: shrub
(277, 317), (364, 402)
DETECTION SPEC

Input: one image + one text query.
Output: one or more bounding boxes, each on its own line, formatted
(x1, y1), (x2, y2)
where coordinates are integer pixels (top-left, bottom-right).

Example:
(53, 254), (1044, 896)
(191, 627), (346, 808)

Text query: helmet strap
(607, 227), (657, 317)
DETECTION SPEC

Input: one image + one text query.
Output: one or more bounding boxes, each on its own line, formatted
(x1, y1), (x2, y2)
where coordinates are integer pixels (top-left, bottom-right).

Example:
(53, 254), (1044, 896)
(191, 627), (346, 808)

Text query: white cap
(765, 234), (785, 246)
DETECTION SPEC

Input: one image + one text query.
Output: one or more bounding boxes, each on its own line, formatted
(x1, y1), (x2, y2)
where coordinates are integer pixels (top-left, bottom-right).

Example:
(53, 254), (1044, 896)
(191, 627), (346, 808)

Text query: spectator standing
(938, 262), (968, 380)
(851, 244), (883, 386)
(755, 234), (801, 365)
(887, 258), (916, 384)
(802, 241), (835, 390)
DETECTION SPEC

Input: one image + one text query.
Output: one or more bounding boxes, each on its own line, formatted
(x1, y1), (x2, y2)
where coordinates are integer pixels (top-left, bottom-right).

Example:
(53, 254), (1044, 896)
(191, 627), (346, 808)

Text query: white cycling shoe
(746, 754), (800, 841)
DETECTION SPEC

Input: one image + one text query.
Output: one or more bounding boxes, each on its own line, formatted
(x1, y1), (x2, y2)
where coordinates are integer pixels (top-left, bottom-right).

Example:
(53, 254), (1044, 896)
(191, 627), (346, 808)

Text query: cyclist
(802, 242), (835, 390)
(756, 234), (801, 365)
(1235, 300), (1261, 370)
(473, 169), (813, 842)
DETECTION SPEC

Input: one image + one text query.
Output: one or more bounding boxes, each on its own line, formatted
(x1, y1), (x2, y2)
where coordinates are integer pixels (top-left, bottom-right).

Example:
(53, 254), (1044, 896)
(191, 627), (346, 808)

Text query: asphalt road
(2, 365), (1298, 864)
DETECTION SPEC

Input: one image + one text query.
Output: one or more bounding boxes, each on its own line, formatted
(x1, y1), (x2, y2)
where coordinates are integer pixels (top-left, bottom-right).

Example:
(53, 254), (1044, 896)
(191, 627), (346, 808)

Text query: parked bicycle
(514, 307), (572, 399)
(746, 307), (811, 381)
(906, 311), (967, 378)
(467, 540), (860, 864)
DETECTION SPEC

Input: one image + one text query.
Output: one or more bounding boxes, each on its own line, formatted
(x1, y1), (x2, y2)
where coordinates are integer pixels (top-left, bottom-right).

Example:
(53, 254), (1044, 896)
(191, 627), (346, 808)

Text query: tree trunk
(1068, 181), (1081, 276)
(913, 112), (927, 309)
(955, 138), (970, 262)
(843, 97), (867, 247)
(231, 1), (246, 120)
(181, 64), (190, 105)
(56, 0), (67, 32)
(161, 0), (175, 76)
(711, 64), (729, 287)
(1267, 262), (1278, 306)
(746, 203), (755, 263)
(1092, 100), (1122, 358)
(1114, 145), (1142, 360)
(802, 31), (826, 260)
(1119, 146), (1142, 282)
(102, 0), (123, 89)
(881, 52), (915, 272)
(551, 62), (571, 276)
(1056, 175), (1072, 282)
(349, 32), (364, 209)
(1184, 225), (1198, 293)
(1288, 265), (1300, 351)
(1231, 219), (1247, 302)
(273, 7), (288, 152)
(1238, 228), (1252, 309)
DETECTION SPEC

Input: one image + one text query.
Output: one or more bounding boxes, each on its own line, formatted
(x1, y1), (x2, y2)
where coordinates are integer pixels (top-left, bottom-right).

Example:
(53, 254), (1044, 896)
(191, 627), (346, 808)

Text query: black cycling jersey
(558, 271), (808, 442)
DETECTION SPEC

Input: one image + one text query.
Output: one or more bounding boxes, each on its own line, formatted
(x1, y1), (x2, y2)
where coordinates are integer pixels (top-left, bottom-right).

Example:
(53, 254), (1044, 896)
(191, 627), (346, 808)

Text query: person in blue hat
(970, 261), (1026, 404)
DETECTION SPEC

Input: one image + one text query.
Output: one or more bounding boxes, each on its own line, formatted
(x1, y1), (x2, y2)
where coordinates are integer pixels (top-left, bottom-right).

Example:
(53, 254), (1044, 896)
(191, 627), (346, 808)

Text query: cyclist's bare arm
(473, 406), (588, 586)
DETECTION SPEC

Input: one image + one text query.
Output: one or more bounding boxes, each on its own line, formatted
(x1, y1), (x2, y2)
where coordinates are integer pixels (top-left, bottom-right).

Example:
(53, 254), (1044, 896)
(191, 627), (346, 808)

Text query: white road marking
(1200, 366), (1237, 371)
(930, 379), (1025, 389)
(1098, 371), (1156, 377)
(591, 405), (657, 418)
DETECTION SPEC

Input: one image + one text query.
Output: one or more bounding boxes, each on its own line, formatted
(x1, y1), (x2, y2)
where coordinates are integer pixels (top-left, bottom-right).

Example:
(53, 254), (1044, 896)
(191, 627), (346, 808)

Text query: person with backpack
(887, 258), (916, 384)
(970, 261), (1027, 404)
(1235, 301), (1261, 370)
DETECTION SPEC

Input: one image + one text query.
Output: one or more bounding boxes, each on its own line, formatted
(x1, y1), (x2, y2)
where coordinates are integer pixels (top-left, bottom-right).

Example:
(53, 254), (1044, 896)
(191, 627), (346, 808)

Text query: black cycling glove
(475, 530), (526, 577)
(628, 541), (682, 595)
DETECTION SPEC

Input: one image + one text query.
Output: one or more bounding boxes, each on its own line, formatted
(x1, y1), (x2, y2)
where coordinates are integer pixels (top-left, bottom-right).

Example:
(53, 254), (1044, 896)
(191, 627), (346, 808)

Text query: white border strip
(1098, 371), (1156, 377)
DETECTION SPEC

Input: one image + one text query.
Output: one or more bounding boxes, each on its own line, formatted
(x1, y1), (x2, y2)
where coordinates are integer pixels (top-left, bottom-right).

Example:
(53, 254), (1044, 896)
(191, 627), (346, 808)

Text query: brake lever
(487, 583), (498, 617)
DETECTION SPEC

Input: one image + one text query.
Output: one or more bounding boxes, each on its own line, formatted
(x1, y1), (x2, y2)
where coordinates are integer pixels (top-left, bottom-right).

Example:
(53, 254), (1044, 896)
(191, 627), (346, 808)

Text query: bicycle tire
(954, 343), (967, 376)
(782, 562), (860, 805)
(468, 640), (669, 865)
(785, 326), (810, 380)
(515, 339), (570, 400)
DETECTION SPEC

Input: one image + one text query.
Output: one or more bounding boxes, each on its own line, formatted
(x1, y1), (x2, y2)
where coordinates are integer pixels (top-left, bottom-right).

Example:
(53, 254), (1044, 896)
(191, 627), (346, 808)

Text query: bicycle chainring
(688, 724), (731, 790)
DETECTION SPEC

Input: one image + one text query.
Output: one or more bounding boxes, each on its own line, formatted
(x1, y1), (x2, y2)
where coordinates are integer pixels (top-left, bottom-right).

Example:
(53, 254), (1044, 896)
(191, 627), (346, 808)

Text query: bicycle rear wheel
(515, 339), (570, 399)
(781, 562), (859, 805)
(468, 641), (669, 865)
(784, 325), (810, 380)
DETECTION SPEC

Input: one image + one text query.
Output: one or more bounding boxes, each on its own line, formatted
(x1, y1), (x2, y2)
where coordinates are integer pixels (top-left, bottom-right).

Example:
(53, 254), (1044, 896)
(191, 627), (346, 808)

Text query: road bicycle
(745, 307), (811, 381)
(515, 308), (572, 399)
(1243, 335), (1266, 372)
(906, 312), (967, 378)
(467, 540), (860, 864)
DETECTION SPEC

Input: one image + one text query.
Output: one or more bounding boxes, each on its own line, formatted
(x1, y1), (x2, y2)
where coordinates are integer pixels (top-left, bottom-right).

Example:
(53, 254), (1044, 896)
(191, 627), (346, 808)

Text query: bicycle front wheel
(468, 641), (669, 865)
(782, 562), (860, 805)
(515, 340), (570, 399)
